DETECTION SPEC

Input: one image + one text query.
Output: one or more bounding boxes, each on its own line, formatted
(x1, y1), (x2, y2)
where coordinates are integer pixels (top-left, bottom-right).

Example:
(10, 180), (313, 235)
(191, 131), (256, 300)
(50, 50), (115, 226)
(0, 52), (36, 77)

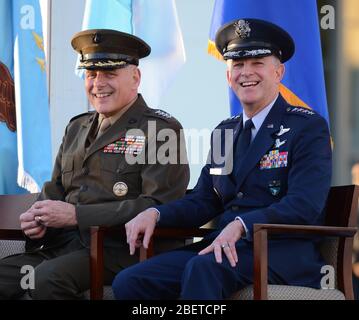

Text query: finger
(32, 202), (44, 209)
(28, 229), (46, 240)
(142, 226), (154, 249)
(223, 246), (236, 267)
(125, 224), (131, 243)
(22, 220), (41, 231)
(128, 229), (139, 255)
(214, 244), (223, 263)
(24, 226), (44, 237)
(19, 211), (35, 222)
(198, 244), (213, 255)
(229, 243), (238, 263)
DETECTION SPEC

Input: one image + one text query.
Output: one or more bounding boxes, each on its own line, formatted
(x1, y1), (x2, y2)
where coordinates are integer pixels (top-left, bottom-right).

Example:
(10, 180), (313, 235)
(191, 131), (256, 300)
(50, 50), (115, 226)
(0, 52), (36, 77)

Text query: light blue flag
(78, 0), (186, 107)
(0, 0), (52, 194)
(208, 0), (329, 124)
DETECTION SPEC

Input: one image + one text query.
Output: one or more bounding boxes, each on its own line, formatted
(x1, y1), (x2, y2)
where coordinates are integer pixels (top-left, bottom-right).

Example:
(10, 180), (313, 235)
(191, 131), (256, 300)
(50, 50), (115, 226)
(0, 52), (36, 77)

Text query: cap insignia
(234, 20), (251, 39)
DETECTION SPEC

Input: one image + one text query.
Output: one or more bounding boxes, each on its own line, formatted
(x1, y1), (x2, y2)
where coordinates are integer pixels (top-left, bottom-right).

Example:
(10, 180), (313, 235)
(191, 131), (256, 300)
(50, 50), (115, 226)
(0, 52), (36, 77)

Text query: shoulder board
(286, 106), (316, 117)
(219, 114), (241, 125)
(146, 109), (174, 121)
(69, 111), (95, 123)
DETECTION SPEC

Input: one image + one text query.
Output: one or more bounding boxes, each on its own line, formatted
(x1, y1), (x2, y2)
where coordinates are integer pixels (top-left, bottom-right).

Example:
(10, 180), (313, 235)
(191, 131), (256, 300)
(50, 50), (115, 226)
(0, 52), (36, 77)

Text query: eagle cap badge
(234, 20), (251, 39)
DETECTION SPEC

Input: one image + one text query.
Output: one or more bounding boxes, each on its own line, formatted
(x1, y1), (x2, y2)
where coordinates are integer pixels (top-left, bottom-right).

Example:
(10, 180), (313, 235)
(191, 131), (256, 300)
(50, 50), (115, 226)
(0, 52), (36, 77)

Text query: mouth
(92, 92), (112, 98)
(239, 81), (259, 88)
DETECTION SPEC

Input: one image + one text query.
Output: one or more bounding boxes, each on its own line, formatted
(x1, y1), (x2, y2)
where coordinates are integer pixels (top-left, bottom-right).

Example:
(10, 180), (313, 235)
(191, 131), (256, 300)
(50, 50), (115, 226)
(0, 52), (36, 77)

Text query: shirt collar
(98, 95), (138, 127)
(242, 94), (278, 131)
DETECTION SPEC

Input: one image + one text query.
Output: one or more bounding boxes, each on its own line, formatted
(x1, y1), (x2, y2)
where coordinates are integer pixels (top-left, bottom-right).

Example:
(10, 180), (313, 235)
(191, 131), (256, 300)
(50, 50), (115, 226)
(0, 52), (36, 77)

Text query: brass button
(113, 182), (128, 197)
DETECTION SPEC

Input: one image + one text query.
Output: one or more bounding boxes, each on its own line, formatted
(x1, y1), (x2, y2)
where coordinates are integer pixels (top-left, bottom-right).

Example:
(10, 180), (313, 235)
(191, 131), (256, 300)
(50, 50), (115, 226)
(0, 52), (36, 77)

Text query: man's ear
(226, 68), (232, 88)
(276, 63), (285, 83)
(133, 67), (141, 88)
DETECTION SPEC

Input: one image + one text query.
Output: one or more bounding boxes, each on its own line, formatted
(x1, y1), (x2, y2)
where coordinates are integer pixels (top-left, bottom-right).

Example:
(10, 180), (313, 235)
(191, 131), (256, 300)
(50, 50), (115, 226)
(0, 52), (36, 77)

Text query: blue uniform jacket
(156, 94), (332, 287)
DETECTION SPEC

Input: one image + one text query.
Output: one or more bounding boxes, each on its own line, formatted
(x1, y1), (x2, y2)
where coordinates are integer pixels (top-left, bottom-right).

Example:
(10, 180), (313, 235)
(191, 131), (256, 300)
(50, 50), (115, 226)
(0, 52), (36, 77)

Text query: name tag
(210, 168), (223, 175)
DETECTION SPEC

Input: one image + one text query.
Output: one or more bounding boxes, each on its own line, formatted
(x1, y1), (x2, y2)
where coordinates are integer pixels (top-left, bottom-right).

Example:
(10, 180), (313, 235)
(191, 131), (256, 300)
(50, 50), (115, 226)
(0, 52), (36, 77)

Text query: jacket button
(237, 192), (244, 199)
(80, 185), (88, 192)
(82, 167), (89, 175)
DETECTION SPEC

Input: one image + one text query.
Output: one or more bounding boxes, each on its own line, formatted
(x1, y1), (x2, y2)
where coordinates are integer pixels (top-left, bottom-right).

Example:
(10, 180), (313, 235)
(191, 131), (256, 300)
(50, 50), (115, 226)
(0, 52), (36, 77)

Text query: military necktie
(234, 118), (254, 175)
(96, 117), (111, 138)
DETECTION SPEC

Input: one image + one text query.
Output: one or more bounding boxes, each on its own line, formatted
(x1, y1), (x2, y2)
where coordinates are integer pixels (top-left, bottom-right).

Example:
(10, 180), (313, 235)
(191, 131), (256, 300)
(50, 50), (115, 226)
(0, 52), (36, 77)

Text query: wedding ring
(35, 216), (43, 225)
(221, 243), (229, 249)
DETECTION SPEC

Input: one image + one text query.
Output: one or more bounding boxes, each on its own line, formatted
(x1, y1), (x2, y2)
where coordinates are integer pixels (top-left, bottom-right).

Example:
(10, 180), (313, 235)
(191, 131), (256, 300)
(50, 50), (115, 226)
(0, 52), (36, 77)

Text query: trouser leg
(0, 253), (45, 299)
(112, 250), (197, 300)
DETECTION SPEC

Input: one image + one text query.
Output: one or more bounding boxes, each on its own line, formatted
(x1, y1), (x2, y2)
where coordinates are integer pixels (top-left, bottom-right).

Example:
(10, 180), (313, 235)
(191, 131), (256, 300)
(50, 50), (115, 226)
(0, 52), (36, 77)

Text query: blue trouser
(112, 240), (282, 300)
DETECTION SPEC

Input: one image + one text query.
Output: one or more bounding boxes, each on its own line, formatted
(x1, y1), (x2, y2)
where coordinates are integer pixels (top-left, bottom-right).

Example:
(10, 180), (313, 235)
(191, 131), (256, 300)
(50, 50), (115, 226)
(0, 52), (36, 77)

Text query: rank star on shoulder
(132, 304), (167, 318)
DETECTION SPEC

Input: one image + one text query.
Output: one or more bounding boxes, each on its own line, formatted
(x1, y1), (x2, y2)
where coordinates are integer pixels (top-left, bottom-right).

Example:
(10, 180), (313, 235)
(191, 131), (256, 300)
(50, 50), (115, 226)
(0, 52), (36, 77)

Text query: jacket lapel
(234, 95), (287, 190)
(77, 113), (97, 160)
(211, 116), (243, 202)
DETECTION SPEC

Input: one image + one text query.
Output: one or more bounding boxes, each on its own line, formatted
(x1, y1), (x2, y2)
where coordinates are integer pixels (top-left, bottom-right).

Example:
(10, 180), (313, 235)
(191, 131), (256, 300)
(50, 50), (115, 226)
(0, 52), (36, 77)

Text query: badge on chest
(104, 135), (145, 155)
(260, 149), (288, 170)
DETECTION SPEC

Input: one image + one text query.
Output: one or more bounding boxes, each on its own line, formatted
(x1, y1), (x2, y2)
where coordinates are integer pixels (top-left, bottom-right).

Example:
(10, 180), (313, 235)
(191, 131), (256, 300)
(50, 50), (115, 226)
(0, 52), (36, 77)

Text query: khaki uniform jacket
(26, 94), (189, 252)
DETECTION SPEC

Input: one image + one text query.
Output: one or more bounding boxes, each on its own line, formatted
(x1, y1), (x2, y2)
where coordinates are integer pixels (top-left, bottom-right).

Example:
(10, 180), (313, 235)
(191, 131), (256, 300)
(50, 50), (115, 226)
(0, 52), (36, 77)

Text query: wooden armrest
(252, 223), (357, 300)
(89, 225), (125, 300)
(153, 227), (214, 238)
(0, 230), (24, 240)
(254, 223), (357, 237)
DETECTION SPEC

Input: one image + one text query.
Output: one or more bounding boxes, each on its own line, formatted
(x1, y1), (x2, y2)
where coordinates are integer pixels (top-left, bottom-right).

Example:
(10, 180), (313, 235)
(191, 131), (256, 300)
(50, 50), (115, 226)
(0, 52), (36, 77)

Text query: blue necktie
(234, 119), (254, 175)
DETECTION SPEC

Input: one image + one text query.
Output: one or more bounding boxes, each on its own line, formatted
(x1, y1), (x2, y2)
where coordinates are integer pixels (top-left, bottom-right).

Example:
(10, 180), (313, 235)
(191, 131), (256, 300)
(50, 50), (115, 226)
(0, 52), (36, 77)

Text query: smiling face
(85, 65), (141, 117)
(226, 55), (284, 117)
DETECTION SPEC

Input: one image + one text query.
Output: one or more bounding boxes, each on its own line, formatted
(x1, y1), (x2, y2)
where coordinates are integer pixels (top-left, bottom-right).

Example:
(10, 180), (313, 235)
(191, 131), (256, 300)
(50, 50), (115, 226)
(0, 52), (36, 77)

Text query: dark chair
(0, 193), (38, 259)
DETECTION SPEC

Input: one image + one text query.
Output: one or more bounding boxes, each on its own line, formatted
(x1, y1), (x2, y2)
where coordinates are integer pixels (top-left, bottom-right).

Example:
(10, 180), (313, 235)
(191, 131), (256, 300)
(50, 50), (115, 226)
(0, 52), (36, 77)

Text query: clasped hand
(20, 200), (77, 239)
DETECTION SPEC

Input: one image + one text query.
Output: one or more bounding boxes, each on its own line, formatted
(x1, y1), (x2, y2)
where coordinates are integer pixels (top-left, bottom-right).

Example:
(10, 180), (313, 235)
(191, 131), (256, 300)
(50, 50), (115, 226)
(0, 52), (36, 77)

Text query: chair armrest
(254, 223), (357, 237)
(153, 227), (214, 238)
(89, 225), (124, 300)
(252, 223), (357, 300)
(0, 230), (24, 240)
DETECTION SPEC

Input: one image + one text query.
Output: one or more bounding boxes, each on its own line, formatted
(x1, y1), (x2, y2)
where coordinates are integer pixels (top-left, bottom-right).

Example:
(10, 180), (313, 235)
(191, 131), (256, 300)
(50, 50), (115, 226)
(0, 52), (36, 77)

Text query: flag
(78, 0), (186, 107)
(0, 0), (52, 194)
(208, 0), (329, 123)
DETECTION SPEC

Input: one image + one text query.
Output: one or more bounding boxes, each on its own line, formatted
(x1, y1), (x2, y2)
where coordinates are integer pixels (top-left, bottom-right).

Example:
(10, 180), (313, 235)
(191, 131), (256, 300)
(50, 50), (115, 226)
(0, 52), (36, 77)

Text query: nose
(93, 72), (106, 88)
(240, 63), (254, 77)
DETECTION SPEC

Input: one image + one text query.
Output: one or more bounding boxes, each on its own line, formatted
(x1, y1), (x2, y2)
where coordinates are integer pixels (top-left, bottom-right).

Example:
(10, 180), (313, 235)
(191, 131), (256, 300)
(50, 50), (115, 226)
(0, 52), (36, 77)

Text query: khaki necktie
(96, 117), (111, 138)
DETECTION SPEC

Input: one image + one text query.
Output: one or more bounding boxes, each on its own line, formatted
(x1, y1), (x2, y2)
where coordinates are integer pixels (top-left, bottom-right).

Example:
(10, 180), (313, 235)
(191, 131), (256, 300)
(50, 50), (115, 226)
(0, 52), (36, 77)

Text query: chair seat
(84, 286), (115, 300)
(0, 240), (25, 259)
(232, 285), (345, 300)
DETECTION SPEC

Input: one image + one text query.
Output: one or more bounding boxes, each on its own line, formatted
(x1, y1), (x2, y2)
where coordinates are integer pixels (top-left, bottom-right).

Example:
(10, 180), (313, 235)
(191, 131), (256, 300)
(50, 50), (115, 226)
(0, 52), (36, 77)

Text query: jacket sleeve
(239, 115), (332, 240)
(37, 127), (68, 202)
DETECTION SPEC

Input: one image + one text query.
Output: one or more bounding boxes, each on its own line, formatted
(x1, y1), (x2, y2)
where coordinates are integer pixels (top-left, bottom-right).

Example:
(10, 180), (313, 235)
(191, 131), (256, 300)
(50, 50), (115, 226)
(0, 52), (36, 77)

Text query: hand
(198, 219), (244, 267)
(28, 200), (77, 228)
(20, 208), (47, 239)
(125, 208), (159, 255)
